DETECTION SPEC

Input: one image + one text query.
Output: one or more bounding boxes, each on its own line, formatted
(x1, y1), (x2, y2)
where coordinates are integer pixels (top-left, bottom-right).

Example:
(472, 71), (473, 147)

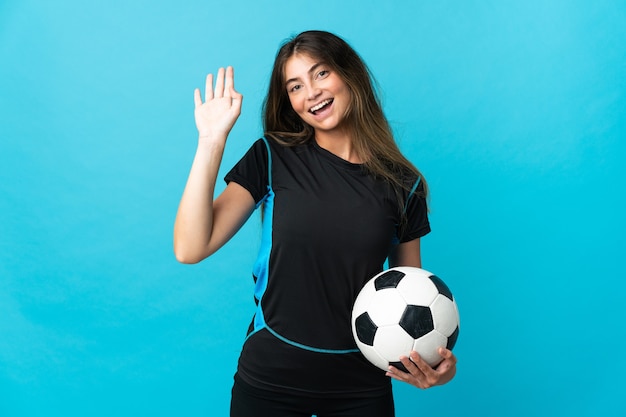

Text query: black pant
(230, 374), (395, 417)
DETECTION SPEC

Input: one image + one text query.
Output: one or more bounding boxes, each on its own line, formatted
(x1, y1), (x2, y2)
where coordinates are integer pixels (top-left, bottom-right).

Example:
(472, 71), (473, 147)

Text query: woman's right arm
(173, 67), (255, 264)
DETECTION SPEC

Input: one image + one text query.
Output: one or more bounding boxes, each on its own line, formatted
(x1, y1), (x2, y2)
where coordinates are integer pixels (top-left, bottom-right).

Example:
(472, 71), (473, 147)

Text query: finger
(385, 368), (405, 382)
(387, 361), (426, 389)
(409, 351), (435, 376)
(437, 348), (456, 365)
(214, 67), (225, 98)
(400, 355), (427, 377)
(439, 347), (454, 359)
(193, 88), (202, 108)
(224, 66), (235, 98)
(205, 73), (214, 101)
(228, 67), (243, 112)
(387, 357), (421, 379)
(386, 363), (410, 381)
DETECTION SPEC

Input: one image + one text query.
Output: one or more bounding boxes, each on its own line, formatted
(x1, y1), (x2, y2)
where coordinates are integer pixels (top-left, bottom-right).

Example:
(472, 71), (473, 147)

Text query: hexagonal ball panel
(430, 294), (460, 337)
(373, 324), (414, 363)
(412, 330), (448, 367)
(396, 274), (439, 307)
(367, 289), (407, 326)
(356, 340), (390, 372)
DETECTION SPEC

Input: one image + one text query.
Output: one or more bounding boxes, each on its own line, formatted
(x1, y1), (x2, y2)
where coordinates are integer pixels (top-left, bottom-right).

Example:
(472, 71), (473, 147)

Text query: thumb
(230, 89), (243, 113)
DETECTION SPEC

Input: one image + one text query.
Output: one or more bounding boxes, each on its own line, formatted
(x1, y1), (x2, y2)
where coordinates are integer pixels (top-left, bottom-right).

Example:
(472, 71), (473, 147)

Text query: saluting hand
(193, 66), (243, 141)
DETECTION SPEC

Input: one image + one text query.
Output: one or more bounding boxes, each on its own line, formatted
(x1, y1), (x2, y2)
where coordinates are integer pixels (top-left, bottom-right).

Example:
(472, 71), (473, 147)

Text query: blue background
(1, 0), (624, 416)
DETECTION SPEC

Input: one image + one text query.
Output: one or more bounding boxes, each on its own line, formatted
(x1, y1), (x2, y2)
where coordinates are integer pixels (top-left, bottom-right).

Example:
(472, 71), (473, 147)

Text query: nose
(307, 85), (322, 100)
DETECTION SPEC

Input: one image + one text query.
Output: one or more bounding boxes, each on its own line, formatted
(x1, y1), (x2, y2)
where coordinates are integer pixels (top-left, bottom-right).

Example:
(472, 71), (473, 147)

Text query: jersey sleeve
(398, 179), (431, 242)
(224, 138), (270, 204)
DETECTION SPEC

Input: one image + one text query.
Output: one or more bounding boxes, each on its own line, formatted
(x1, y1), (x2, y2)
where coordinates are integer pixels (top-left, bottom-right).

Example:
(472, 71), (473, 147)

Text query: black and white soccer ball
(351, 266), (460, 371)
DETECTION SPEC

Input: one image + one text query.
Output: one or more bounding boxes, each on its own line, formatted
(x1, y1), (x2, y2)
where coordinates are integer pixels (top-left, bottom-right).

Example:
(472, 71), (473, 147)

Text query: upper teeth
(310, 99), (332, 113)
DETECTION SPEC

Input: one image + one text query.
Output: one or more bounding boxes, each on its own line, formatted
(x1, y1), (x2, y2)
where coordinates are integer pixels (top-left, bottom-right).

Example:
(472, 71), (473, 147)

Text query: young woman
(174, 30), (457, 417)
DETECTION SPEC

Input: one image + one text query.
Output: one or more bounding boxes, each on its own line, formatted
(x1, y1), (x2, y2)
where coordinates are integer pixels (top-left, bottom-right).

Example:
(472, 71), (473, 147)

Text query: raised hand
(175, 67), (248, 264)
(193, 66), (243, 142)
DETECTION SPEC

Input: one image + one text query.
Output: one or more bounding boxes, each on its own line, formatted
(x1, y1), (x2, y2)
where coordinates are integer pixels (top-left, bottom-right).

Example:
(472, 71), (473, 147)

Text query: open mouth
(309, 99), (333, 115)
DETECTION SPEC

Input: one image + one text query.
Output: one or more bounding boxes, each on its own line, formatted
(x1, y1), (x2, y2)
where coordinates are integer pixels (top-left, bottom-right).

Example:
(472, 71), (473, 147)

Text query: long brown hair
(263, 30), (428, 199)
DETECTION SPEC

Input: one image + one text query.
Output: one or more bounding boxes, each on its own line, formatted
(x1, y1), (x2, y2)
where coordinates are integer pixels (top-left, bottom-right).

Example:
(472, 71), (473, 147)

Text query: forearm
(174, 138), (226, 263)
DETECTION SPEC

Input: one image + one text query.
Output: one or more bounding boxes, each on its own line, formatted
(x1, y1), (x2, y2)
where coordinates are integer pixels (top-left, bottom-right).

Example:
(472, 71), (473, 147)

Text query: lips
(309, 98), (333, 115)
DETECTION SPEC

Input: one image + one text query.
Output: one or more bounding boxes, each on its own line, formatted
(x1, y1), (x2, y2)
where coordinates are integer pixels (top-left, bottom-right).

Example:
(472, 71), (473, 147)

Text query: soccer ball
(351, 266), (460, 371)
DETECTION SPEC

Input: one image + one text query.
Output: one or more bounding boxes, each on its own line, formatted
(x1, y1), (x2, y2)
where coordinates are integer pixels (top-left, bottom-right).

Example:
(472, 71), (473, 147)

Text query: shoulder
(264, 133), (313, 150)
(242, 136), (293, 160)
(261, 135), (316, 160)
(389, 165), (424, 198)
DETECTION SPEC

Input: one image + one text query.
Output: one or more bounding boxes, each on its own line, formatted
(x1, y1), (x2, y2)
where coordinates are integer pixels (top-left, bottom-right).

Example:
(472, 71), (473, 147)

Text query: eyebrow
(285, 62), (326, 85)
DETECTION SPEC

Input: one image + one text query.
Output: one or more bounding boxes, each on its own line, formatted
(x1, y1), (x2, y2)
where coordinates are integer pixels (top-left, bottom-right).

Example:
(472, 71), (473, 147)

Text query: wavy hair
(262, 30), (428, 199)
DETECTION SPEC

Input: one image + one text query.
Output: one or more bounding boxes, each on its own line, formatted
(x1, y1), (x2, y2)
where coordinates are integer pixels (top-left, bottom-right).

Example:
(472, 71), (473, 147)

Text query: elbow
(175, 252), (201, 264)
(173, 243), (209, 264)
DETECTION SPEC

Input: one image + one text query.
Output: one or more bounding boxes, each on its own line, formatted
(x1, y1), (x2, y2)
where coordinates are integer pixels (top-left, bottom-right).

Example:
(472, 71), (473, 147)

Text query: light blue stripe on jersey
(391, 176), (423, 245)
(403, 176), (422, 214)
(266, 326), (360, 354)
(251, 137), (274, 330)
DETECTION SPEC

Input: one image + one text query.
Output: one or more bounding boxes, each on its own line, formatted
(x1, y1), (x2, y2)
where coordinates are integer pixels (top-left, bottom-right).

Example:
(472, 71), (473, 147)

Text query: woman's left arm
(387, 238), (422, 269)
(386, 238), (458, 389)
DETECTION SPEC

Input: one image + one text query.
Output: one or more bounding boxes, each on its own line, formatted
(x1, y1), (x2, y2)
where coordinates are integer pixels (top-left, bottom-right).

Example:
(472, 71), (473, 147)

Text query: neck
(314, 129), (362, 163)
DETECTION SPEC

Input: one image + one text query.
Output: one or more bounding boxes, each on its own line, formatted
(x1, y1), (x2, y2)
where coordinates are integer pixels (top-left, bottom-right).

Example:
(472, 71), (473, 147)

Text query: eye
(316, 69), (330, 79)
(288, 84), (302, 93)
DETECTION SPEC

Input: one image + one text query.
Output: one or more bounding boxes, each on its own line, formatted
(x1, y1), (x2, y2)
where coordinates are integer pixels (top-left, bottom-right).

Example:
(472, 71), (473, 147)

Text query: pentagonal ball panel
(354, 312), (378, 346)
(399, 305), (434, 339)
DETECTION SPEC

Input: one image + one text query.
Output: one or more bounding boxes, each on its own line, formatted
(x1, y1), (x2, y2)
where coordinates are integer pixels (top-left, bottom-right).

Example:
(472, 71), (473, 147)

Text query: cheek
(336, 89), (352, 116)
(287, 95), (302, 113)
(291, 97), (311, 119)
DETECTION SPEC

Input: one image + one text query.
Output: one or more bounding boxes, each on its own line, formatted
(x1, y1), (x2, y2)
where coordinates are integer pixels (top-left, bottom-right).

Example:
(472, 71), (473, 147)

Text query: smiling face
(284, 53), (351, 137)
